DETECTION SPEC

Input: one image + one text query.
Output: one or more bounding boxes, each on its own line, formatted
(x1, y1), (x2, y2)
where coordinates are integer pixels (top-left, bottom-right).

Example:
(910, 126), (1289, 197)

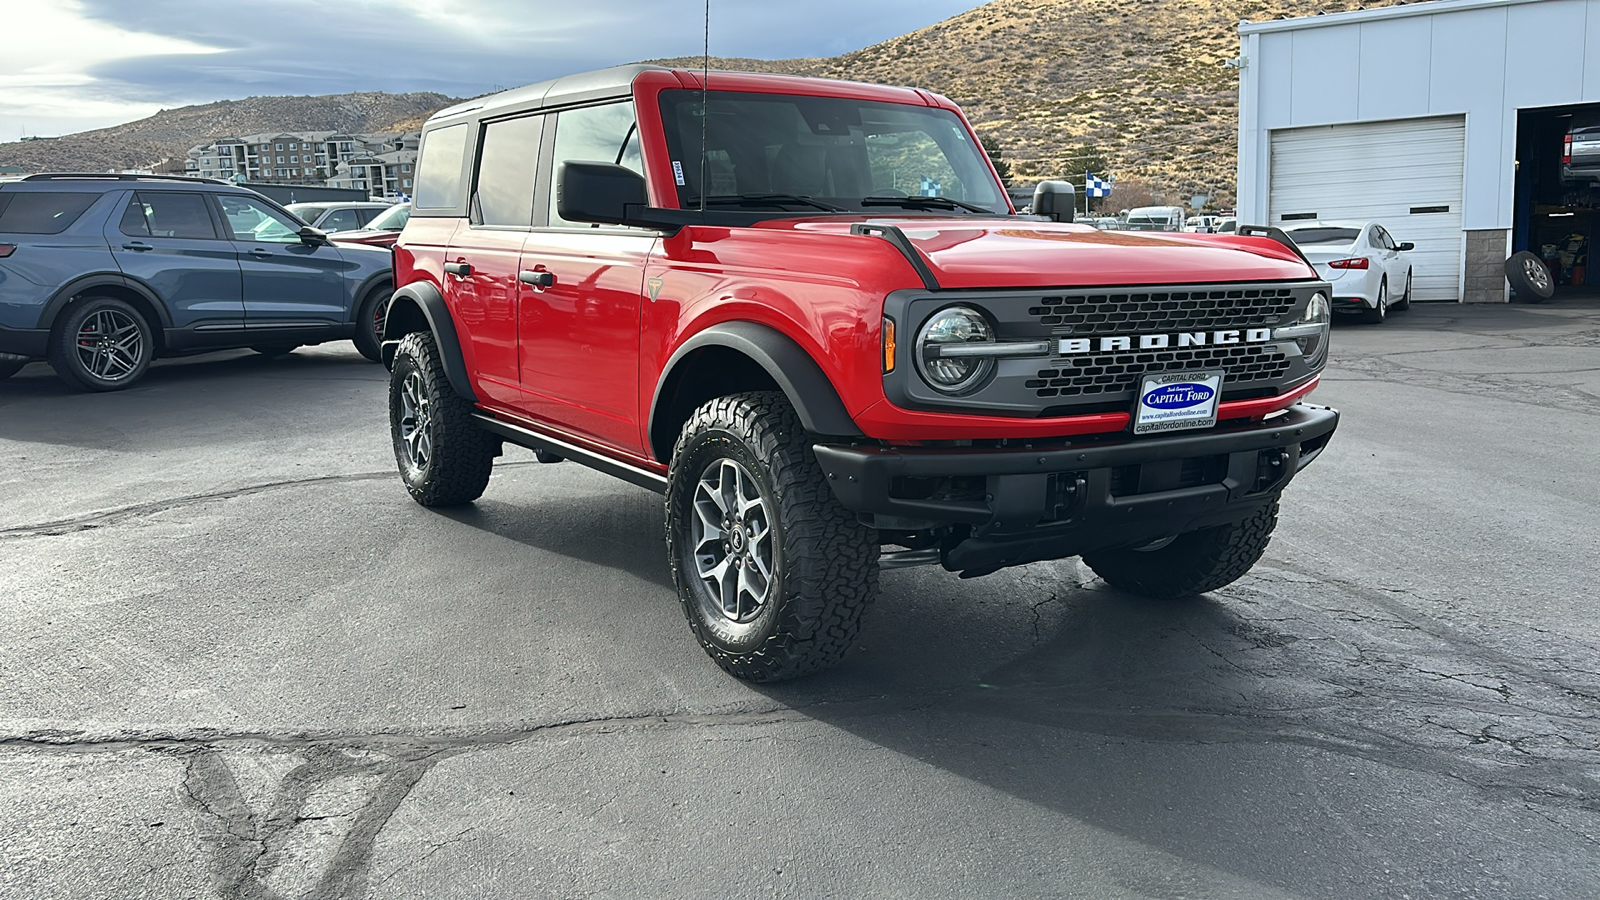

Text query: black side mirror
(1031, 180), (1076, 223)
(1398, 241), (1415, 251)
(558, 161), (648, 226)
(298, 225), (330, 246)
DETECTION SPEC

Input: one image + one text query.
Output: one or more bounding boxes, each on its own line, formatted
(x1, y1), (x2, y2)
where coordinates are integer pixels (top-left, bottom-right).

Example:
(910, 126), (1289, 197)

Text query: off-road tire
(665, 391), (878, 681)
(1082, 501), (1279, 599)
(1362, 279), (1389, 324)
(0, 359), (26, 380)
(353, 285), (391, 362)
(47, 295), (154, 392)
(389, 331), (497, 507)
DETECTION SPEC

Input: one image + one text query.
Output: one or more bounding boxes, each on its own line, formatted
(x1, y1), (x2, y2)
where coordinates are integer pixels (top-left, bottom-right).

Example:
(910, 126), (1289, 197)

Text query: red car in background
(330, 202), (409, 248)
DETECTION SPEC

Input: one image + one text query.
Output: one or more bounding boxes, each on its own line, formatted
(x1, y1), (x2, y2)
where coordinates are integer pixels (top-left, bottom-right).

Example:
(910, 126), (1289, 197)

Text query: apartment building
(184, 131), (419, 198)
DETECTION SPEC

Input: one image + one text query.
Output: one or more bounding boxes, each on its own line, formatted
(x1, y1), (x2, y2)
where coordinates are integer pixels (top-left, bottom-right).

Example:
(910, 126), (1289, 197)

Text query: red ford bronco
(382, 66), (1338, 681)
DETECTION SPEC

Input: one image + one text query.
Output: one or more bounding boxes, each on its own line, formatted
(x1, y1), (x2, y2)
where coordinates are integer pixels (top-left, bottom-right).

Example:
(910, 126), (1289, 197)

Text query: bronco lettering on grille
(1058, 328), (1275, 355)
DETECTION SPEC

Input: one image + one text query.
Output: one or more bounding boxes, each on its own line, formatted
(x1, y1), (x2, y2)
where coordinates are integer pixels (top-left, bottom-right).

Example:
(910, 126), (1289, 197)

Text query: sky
(0, 0), (988, 141)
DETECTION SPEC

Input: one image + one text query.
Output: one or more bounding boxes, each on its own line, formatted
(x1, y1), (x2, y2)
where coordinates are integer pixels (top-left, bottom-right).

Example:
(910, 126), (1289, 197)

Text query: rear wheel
(353, 285), (391, 362)
(47, 296), (154, 391)
(388, 331), (497, 506)
(1362, 279), (1389, 324)
(1082, 501), (1278, 599)
(665, 391), (878, 681)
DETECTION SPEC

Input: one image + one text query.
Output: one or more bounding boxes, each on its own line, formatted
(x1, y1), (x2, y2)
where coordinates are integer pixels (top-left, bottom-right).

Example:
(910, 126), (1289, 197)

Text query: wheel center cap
(729, 528), (745, 552)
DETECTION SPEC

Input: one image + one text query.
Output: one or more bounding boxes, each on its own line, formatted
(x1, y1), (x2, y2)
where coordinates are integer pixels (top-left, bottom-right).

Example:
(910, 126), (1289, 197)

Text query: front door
(108, 190), (242, 333)
(214, 194), (347, 329)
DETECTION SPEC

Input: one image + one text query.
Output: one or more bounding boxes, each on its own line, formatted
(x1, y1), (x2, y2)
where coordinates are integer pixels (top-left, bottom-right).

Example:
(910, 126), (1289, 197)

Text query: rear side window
(119, 192), (218, 239)
(0, 191), (99, 234)
(475, 114), (544, 227)
(415, 123), (470, 211)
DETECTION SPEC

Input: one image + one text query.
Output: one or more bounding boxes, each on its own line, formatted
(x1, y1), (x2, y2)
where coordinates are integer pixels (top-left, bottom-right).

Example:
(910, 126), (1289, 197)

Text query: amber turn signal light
(882, 316), (896, 373)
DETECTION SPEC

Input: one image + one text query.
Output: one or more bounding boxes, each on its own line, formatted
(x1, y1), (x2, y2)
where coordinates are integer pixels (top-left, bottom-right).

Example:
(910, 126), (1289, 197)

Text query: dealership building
(1236, 0), (1600, 302)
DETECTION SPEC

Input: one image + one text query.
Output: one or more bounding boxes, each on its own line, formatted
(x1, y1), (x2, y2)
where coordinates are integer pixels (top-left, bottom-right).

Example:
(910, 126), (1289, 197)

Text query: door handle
(518, 269), (555, 288)
(121, 242), (152, 251)
(249, 248), (273, 258)
(444, 261), (473, 277)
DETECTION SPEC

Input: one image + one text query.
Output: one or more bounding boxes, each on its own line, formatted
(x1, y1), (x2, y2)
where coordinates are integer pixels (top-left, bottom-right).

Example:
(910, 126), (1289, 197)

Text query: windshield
(1287, 226), (1360, 245)
(657, 89), (1007, 215)
(364, 204), (410, 231)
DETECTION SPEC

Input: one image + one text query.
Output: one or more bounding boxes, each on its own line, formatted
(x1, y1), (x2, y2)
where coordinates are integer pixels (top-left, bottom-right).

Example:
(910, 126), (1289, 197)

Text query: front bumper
(814, 402), (1339, 574)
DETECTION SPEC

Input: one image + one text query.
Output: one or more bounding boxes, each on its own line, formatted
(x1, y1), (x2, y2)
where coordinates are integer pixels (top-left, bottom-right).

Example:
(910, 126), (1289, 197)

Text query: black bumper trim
(813, 403), (1339, 529)
(0, 325), (49, 359)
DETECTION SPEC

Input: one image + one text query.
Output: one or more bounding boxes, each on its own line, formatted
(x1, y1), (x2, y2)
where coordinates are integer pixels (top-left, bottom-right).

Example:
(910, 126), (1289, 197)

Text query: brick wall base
(1462, 229), (1510, 303)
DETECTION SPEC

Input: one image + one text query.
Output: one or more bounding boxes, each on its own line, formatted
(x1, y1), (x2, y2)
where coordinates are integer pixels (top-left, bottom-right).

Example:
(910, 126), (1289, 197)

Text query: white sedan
(1283, 221), (1414, 324)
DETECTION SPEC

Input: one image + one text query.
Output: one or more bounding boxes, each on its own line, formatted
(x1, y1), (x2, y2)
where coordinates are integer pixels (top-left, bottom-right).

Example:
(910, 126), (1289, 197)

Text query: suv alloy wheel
(47, 296), (154, 391)
(665, 392), (878, 681)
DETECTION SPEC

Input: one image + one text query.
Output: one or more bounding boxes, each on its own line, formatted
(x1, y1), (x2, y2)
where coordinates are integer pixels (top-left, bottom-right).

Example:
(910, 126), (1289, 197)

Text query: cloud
(0, 0), (986, 139)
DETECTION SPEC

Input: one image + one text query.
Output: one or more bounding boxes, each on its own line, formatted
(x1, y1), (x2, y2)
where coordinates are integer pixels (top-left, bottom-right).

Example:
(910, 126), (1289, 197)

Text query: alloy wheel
(690, 458), (775, 623)
(73, 308), (145, 382)
(399, 370), (433, 468)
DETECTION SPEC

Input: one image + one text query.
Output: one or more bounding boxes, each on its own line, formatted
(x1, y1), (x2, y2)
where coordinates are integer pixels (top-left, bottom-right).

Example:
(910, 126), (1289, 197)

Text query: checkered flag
(1084, 172), (1112, 198)
(919, 176), (942, 197)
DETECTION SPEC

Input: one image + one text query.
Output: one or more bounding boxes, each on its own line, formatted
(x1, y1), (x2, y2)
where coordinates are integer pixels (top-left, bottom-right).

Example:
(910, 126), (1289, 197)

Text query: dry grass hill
(0, 92), (454, 175)
(3, 0), (1407, 203)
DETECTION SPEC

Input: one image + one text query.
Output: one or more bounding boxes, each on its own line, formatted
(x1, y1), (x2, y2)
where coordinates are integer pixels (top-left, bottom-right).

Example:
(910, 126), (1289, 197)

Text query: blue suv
(0, 174), (393, 391)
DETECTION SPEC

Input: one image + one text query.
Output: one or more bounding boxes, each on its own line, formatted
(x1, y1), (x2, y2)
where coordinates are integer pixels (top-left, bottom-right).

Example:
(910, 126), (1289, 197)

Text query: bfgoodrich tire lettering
(47, 296), (153, 392)
(1081, 501), (1279, 599)
(389, 331), (497, 506)
(665, 391), (878, 681)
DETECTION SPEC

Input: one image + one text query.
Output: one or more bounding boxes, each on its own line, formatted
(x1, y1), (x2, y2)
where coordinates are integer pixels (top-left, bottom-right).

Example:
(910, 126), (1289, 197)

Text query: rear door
(215, 193), (348, 328)
(109, 190), (243, 331)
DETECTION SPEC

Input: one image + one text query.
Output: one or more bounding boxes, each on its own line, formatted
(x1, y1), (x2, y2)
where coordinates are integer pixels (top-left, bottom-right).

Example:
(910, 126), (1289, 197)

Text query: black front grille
(1027, 344), (1291, 399)
(1029, 287), (1297, 334)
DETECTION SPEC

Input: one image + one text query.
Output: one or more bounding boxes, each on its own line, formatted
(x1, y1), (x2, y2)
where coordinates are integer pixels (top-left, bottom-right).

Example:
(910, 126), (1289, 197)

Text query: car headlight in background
(1273, 292), (1330, 366)
(916, 306), (996, 393)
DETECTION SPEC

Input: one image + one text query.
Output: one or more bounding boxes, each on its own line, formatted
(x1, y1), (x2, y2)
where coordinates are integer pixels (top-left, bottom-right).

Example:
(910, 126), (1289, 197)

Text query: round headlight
(916, 306), (995, 393)
(1297, 292), (1330, 364)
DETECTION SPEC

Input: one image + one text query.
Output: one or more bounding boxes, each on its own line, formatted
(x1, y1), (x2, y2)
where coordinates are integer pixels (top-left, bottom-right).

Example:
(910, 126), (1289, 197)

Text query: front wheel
(388, 331), (497, 506)
(1396, 270), (1413, 310)
(47, 296), (154, 391)
(665, 392), (878, 681)
(1081, 501), (1278, 599)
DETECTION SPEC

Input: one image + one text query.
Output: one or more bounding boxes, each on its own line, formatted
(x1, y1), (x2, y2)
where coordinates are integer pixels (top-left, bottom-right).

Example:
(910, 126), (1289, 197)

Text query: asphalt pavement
(2, 299), (1598, 900)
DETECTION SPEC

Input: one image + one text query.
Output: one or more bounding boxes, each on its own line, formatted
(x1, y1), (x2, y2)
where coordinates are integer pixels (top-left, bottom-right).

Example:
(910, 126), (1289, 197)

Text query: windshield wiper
(692, 193), (847, 212)
(860, 195), (994, 214)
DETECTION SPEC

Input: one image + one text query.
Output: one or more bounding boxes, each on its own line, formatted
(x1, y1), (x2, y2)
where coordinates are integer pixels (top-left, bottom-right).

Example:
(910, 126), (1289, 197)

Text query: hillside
(657, 0), (1407, 205)
(2, 0), (1406, 201)
(0, 91), (456, 175)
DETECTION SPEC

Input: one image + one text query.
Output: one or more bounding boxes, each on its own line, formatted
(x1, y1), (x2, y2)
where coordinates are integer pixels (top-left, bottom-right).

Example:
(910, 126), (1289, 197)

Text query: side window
(414, 123), (470, 211)
(1372, 226), (1394, 250)
(318, 208), (363, 232)
(216, 195), (303, 243)
(0, 191), (99, 234)
(120, 192), (218, 240)
(548, 102), (642, 227)
(475, 114), (544, 227)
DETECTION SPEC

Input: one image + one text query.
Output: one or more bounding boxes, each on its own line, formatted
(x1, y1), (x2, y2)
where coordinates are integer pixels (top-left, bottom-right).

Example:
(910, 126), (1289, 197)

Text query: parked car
(0, 174), (393, 389)
(1283, 220), (1413, 323)
(379, 64), (1338, 681)
(1562, 125), (1600, 183)
(330, 202), (410, 248)
(284, 200), (394, 234)
(1124, 205), (1187, 231)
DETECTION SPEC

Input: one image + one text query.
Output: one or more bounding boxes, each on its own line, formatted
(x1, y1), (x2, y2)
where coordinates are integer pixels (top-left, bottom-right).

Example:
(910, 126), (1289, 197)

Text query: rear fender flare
(380, 281), (476, 402)
(36, 273), (172, 331)
(650, 321), (862, 449)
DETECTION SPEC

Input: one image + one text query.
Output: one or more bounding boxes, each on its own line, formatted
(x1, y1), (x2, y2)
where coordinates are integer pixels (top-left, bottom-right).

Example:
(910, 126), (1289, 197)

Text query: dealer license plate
(1132, 370), (1223, 435)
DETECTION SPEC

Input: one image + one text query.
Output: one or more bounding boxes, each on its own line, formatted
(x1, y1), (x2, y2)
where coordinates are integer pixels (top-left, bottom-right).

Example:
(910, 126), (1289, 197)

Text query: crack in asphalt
(0, 461), (546, 540)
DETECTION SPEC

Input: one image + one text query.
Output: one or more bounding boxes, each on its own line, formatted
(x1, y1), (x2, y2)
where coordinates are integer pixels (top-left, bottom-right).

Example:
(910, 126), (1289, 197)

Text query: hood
(772, 217), (1316, 289)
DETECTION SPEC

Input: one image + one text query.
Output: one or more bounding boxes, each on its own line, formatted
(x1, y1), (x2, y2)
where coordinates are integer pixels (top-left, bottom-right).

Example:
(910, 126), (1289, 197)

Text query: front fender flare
(651, 321), (862, 440)
(380, 281), (476, 403)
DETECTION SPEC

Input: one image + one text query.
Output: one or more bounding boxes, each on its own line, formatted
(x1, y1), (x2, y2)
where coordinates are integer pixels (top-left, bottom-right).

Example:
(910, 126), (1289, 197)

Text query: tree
(979, 133), (1013, 186)
(1062, 144), (1111, 212)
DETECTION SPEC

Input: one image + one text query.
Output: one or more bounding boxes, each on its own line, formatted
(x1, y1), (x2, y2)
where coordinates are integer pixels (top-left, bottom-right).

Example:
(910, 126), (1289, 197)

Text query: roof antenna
(700, 0), (709, 214)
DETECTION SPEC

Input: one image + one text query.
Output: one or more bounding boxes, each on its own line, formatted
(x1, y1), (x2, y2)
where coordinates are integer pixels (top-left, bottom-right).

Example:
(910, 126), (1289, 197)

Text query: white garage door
(1270, 116), (1465, 302)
